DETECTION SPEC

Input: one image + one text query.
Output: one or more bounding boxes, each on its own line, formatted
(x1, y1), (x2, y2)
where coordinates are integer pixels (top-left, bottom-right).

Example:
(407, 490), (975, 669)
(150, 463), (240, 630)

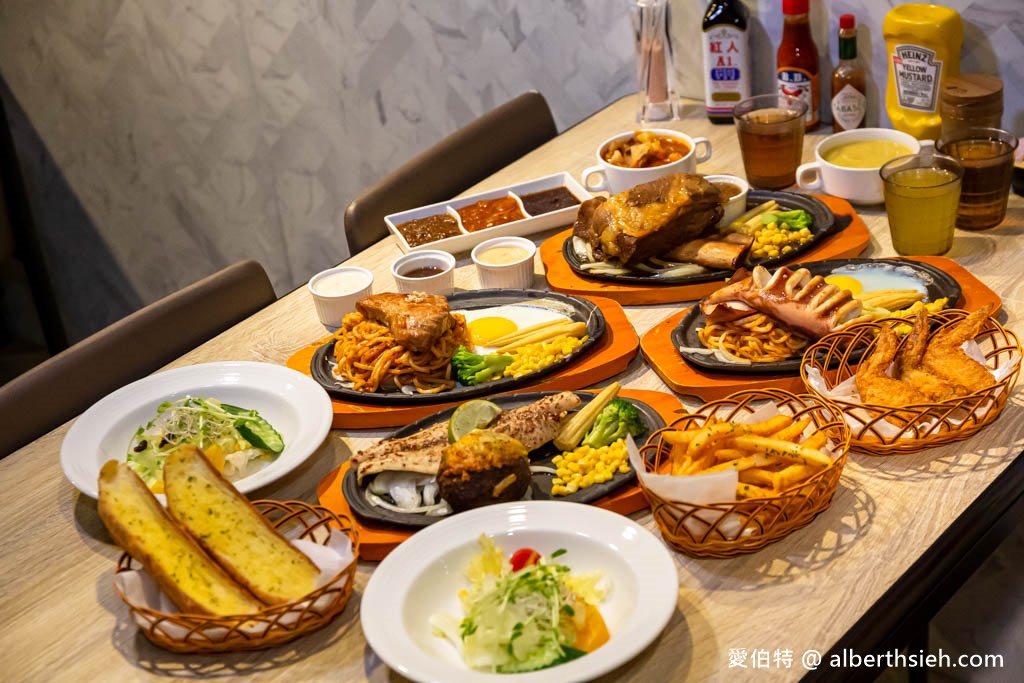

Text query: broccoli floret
(761, 209), (811, 231)
(580, 398), (646, 449)
(451, 346), (513, 386)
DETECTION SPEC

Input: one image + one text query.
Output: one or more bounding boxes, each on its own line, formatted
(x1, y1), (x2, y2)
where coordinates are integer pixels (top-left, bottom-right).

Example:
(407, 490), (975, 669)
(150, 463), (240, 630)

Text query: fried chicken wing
(855, 323), (927, 406)
(921, 303), (996, 394)
(895, 308), (963, 401)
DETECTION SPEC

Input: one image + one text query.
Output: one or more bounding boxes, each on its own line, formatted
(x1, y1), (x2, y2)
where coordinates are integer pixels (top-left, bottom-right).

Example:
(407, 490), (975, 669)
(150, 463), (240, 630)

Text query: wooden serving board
(285, 295), (639, 429)
(540, 194), (871, 305)
(316, 389), (685, 561)
(639, 256), (1003, 401)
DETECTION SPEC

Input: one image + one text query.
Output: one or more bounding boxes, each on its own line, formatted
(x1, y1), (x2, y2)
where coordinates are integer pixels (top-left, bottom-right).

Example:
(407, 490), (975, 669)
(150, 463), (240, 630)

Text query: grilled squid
(700, 265), (865, 338)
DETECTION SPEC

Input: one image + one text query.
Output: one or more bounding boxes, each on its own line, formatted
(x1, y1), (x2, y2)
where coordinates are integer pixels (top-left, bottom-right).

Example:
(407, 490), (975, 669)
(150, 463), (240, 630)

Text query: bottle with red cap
(831, 13), (866, 131)
(776, 0), (820, 130)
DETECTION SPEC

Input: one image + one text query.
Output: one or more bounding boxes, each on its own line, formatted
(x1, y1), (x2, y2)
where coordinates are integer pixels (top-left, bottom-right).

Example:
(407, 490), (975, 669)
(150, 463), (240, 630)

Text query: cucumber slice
(235, 419), (285, 453)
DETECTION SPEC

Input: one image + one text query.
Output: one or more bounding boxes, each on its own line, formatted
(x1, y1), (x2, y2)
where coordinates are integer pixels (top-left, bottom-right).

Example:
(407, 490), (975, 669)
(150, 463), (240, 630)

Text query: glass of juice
(880, 153), (963, 256)
(937, 127), (1018, 230)
(734, 94), (808, 189)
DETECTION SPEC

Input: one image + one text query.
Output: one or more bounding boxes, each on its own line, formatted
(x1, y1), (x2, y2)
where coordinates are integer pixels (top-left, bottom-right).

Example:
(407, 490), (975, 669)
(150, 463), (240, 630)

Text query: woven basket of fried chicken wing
(800, 305), (1020, 455)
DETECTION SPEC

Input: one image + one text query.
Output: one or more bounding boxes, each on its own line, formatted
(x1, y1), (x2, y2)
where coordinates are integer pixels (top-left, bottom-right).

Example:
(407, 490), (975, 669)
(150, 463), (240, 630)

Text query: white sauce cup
(308, 266), (374, 328)
(471, 236), (537, 290)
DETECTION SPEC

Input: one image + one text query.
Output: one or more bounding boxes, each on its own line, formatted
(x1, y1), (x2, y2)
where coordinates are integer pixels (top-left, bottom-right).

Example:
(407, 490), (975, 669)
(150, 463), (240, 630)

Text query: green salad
(430, 535), (609, 673)
(126, 397), (284, 491)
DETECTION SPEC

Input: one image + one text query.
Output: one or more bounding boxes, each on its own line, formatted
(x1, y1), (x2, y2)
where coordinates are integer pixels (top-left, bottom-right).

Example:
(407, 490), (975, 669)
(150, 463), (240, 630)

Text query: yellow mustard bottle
(883, 4), (962, 140)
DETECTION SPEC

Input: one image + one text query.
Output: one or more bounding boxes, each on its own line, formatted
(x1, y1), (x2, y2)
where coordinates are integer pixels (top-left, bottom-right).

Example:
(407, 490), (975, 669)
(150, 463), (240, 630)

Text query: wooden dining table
(3, 94), (1022, 682)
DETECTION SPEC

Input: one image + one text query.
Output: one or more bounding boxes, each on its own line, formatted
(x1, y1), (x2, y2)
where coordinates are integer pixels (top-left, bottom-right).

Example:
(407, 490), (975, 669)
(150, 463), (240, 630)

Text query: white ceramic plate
(361, 501), (679, 683)
(60, 362), (333, 499)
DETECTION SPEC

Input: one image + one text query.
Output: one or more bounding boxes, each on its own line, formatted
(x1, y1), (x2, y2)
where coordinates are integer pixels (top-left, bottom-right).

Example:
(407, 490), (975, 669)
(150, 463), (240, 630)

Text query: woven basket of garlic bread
(800, 306), (1021, 455)
(98, 445), (359, 652)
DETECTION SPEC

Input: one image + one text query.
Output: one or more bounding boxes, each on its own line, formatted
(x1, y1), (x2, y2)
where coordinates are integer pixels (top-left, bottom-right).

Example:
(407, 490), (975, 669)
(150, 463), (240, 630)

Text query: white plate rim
(60, 361), (333, 499)
(360, 501), (679, 683)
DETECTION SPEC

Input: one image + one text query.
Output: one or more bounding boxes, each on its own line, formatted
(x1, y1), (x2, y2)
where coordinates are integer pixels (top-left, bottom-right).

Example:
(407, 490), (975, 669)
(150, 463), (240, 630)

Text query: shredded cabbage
(430, 535), (607, 673)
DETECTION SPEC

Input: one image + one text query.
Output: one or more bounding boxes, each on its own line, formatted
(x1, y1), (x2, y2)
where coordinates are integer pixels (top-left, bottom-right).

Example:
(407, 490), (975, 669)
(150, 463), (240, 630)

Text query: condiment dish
(471, 236), (537, 290)
(391, 250), (456, 296)
(308, 266), (374, 328)
(704, 173), (749, 227)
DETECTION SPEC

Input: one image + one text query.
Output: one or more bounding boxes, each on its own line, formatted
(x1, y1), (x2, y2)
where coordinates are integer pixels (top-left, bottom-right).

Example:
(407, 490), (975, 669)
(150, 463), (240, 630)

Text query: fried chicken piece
(894, 308), (963, 402)
(855, 323), (927, 407)
(921, 304), (995, 395)
(356, 292), (452, 352)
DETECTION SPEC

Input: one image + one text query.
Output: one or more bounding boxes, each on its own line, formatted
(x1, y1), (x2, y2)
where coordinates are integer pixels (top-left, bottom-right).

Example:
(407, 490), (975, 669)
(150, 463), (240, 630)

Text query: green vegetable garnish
(580, 398), (646, 449)
(761, 209), (812, 231)
(451, 346), (513, 386)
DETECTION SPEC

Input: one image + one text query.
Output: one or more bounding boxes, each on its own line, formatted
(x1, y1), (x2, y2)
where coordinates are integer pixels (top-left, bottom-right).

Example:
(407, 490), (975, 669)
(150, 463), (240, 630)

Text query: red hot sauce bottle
(776, 0), (820, 130)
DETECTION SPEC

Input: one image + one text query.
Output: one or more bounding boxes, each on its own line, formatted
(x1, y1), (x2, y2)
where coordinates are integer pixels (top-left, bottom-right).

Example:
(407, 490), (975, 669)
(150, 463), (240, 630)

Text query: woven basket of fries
(636, 389), (851, 558)
(113, 500), (360, 653)
(800, 308), (1021, 456)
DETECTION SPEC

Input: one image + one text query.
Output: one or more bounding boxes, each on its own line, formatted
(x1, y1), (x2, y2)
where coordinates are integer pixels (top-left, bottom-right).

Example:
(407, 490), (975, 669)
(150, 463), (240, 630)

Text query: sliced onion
(678, 345), (753, 365)
(364, 489), (450, 515)
(657, 264), (707, 278)
(530, 465), (558, 475)
(572, 236), (593, 262)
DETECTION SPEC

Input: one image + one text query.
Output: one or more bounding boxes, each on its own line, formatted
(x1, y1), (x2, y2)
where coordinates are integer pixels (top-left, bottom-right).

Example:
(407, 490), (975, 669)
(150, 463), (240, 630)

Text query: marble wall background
(1, 0), (1022, 341)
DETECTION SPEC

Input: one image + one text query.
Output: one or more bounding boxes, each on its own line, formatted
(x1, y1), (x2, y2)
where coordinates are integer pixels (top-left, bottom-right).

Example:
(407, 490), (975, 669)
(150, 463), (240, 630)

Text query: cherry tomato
(510, 548), (541, 572)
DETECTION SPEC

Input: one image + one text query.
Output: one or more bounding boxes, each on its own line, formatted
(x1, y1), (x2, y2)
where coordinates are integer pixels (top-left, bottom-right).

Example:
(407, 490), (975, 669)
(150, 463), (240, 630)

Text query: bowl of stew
(581, 129), (713, 195)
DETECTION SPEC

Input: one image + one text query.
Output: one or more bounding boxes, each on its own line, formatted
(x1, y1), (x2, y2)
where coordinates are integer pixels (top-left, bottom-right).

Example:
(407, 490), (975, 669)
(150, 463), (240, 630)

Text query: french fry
(714, 447), (746, 462)
(685, 422), (744, 460)
(670, 443), (690, 476)
(744, 415), (794, 436)
(802, 432), (827, 450)
(739, 467), (776, 488)
(771, 417), (812, 442)
(733, 435), (833, 468)
(662, 430), (698, 446)
(773, 464), (818, 491)
(486, 319), (565, 346)
(737, 482), (774, 499)
(704, 453), (781, 473)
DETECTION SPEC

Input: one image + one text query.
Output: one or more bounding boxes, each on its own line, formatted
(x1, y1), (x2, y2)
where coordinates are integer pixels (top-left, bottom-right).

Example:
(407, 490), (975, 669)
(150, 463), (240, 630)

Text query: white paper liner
(114, 528), (355, 640)
(804, 341), (1019, 438)
(628, 404), (838, 539)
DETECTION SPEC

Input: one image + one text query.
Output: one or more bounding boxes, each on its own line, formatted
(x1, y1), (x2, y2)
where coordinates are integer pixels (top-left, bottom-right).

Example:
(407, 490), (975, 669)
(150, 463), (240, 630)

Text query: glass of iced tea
(733, 94), (808, 190)
(880, 152), (964, 256)
(937, 127), (1018, 230)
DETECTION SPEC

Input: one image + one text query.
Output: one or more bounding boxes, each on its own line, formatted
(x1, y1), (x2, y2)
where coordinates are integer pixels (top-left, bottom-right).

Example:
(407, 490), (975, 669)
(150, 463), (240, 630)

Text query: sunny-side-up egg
(823, 264), (930, 296)
(452, 304), (572, 354)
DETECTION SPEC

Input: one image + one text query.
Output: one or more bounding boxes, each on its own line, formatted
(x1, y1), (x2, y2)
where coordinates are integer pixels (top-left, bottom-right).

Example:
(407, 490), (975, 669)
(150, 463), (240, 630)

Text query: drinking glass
(937, 127), (1017, 230)
(733, 94), (808, 189)
(631, 0), (674, 122)
(880, 152), (963, 256)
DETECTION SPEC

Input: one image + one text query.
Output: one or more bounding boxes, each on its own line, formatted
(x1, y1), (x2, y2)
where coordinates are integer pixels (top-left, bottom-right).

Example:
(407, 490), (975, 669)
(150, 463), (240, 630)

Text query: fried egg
(824, 264), (929, 296)
(453, 304), (572, 353)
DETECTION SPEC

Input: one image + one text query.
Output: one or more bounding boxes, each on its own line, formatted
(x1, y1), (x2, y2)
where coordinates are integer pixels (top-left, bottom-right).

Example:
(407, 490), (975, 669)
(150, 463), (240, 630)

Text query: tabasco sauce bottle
(831, 14), (866, 131)
(702, 0), (750, 123)
(776, 0), (820, 129)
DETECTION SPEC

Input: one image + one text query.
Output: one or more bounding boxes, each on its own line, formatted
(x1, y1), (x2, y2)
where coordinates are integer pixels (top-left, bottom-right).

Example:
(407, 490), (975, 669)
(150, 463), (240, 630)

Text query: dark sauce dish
(564, 190), (846, 286)
(673, 257), (963, 375)
(310, 289), (605, 405)
(342, 390), (663, 528)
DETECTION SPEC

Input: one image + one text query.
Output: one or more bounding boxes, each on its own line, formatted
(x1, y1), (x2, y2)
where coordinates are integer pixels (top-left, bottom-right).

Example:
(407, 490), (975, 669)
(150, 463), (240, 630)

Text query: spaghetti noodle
(698, 314), (808, 363)
(331, 312), (470, 393)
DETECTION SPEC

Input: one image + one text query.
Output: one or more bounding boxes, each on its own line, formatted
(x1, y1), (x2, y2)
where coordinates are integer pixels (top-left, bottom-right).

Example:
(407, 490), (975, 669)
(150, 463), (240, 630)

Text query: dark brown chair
(0, 259), (276, 457)
(344, 91), (558, 254)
